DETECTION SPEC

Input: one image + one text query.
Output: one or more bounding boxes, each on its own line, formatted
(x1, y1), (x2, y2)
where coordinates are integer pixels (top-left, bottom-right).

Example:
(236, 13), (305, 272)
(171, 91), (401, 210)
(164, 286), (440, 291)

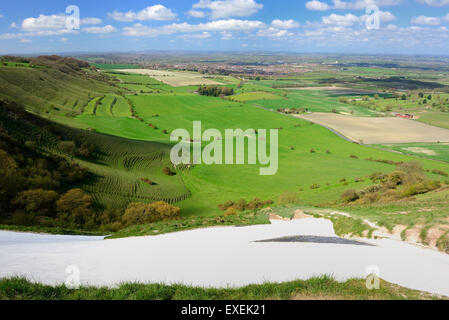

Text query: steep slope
(0, 56), (117, 119)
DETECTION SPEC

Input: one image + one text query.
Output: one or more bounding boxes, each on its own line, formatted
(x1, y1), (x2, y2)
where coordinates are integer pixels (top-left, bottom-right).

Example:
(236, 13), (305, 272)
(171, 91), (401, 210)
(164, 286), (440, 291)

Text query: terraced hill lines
(0, 65), (115, 117)
(0, 107), (191, 209)
(82, 94), (131, 118)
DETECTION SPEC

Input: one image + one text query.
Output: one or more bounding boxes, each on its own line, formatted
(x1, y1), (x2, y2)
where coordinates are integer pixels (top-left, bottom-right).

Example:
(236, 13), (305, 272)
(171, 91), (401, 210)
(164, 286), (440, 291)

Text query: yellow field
(117, 69), (223, 87)
(297, 113), (449, 144)
(232, 91), (282, 102)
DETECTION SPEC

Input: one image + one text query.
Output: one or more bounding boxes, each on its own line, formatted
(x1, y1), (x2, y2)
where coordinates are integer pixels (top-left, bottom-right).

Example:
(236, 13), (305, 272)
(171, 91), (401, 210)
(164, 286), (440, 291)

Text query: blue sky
(1, 0), (449, 55)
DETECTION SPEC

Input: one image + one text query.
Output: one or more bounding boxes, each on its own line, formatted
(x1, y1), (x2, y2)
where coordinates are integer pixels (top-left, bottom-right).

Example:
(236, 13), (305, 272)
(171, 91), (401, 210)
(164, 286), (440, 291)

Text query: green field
(374, 142), (449, 162)
(70, 74), (449, 216)
(234, 83), (379, 116)
(416, 111), (449, 130)
(3, 61), (449, 236)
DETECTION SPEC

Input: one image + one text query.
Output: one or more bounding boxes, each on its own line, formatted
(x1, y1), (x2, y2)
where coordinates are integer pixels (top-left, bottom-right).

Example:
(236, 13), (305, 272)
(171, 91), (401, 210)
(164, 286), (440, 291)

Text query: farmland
(117, 69), (225, 87)
(70, 70), (449, 217)
(296, 113), (449, 144)
(2, 55), (449, 234)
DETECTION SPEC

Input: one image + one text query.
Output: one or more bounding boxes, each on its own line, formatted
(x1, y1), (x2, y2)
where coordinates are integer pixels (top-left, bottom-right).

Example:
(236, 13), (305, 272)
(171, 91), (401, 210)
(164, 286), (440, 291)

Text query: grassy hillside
(73, 76), (449, 216)
(3, 60), (449, 231)
(0, 100), (189, 212)
(0, 276), (443, 300)
(0, 57), (117, 119)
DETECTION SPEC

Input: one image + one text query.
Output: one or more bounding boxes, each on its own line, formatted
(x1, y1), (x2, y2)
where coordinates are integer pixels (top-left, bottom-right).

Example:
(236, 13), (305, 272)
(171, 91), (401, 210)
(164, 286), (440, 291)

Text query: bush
(122, 201), (180, 226)
(12, 189), (58, 217)
(277, 192), (300, 205)
(56, 188), (95, 227)
(402, 180), (441, 197)
(162, 167), (175, 176)
(341, 189), (359, 203)
(198, 86), (234, 97)
(58, 141), (77, 156)
(310, 184), (321, 189)
(217, 198), (273, 212)
(224, 207), (238, 216)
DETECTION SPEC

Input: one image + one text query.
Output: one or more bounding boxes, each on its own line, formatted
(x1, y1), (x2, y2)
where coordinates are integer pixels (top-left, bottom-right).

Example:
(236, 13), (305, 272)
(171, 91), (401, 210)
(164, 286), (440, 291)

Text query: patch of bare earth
(426, 226), (449, 247)
(292, 209), (312, 220)
(295, 113), (449, 144)
(268, 213), (289, 221)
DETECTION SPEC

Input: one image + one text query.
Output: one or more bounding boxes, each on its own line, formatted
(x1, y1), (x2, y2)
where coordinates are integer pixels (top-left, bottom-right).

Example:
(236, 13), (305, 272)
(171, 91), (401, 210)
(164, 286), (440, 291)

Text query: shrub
(402, 180), (441, 197)
(310, 184), (320, 189)
(341, 189), (359, 203)
(310, 149), (316, 153)
(140, 178), (155, 185)
(397, 161), (423, 174)
(122, 201), (180, 226)
(58, 141), (77, 156)
(350, 155), (359, 159)
(277, 192), (300, 205)
(162, 167), (175, 176)
(12, 189), (58, 217)
(56, 188), (95, 227)
(224, 207), (238, 216)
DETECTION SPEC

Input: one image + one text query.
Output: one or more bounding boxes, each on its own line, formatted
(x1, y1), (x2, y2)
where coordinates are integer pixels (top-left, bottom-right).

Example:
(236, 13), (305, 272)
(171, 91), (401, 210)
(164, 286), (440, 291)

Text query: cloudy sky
(1, 0), (449, 54)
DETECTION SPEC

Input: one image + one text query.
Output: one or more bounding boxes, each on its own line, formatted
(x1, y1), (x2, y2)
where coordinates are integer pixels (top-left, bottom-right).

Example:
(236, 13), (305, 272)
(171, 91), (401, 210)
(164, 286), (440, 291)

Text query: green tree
(56, 188), (95, 227)
(12, 189), (58, 216)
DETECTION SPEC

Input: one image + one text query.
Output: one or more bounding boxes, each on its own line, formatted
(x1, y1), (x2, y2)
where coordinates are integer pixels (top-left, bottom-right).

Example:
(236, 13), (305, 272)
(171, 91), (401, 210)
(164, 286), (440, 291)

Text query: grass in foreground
(0, 276), (443, 300)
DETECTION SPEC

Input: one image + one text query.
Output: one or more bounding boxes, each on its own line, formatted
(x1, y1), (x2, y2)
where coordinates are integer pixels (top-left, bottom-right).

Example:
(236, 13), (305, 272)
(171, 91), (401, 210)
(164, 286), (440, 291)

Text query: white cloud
(0, 14), (3, 19)
(220, 31), (233, 39)
(416, 0), (449, 7)
(81, 17), (102, 25)
(0, 33), (25, 40)
(271, 19), (300, 29)
(360, 10), (396, 23)
(21, 14), (67, 33)
(181, 31), (212, 39)
(306, 0), (403, 10)
(333, 0), (403, 10)
(411, 15), (441, 25)
(109, 5), (176, 22)
(192, 0), (263, 19)
(385, 23), (398, 30)
(122, 19), (266, 36)
(18, 13), (104, 36)
(83, 25), (117, 34)
(257, 27), (293, 38)
(305, 1), (331, 10)
(10, 22), (18, 29)
(322, 13), (360, 26)
(187, 10), (206, 18)
(20, 38), (31, 43)
(444, 13), (449, 22)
